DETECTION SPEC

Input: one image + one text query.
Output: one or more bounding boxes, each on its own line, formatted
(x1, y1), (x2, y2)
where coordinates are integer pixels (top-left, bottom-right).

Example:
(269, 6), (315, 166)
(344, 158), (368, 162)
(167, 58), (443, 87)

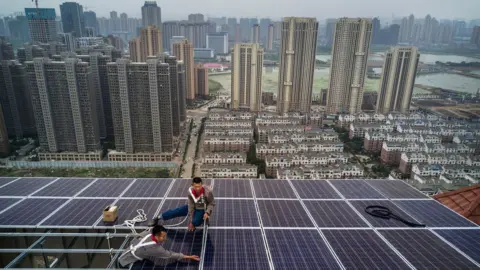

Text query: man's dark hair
(152, 225), (167, 236)
(192, 177), (202, 184)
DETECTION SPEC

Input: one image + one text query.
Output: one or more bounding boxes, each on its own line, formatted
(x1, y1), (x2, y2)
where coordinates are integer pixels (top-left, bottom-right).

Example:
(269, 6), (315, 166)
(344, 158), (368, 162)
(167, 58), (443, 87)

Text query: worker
(149, 177), (215, 231)
(118, 225), (200, 267)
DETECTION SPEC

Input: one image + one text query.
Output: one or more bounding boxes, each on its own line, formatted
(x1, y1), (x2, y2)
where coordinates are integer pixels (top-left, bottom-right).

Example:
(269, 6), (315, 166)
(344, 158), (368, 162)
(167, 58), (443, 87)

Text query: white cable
(112, 209), (148, 236)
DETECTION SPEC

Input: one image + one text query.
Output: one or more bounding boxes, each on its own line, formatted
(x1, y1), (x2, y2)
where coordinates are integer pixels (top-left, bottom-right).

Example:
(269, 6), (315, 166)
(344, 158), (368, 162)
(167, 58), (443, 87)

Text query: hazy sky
(1, 0), (479, 21)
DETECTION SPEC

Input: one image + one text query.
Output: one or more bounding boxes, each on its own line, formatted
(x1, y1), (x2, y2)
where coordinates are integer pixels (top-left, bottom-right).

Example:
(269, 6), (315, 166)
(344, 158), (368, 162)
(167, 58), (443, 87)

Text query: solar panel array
(0, 177), (478, 270)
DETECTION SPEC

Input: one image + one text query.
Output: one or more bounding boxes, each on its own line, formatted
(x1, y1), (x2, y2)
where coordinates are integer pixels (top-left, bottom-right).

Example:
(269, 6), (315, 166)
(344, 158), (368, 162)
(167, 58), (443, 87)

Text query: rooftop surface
(0, 177), (479, 269)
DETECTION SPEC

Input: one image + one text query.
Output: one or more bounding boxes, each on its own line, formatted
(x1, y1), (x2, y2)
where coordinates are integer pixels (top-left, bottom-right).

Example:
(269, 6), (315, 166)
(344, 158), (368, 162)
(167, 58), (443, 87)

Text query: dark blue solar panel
(212, 179), (252, 198)
(99, 199), (162, 226)
(122, 178), (173, 198)
(41, 199), (114, 226)
(0, 177), (56, 196)
(157, 199), (189, 226)
(32, 178), (95, 196)
(257, 200), (313, 227)
(323, 230), (409, 269)
(209, 199), (258, 227)
(380, 229), (478, 269)
(365, 180), (428, 199)
(0, 177), (18, 187)
(252, 180), (296, 198)
(0, 198), (68, 225)
(290, 180), (340, 199)
(167, 179), (212, 198)
(203, 229), (270, 270)
(266, 229), (341, 270)
(394, 200), (477, 227)
(0, 198), (21, 212)
(434, 229), (480, 263)
(77, 178), (132, 197)
(304, 201), (368, 227)
(349, 200), (416, 227)
(329, 180), (385, 199)
(131, 230), (202, 270)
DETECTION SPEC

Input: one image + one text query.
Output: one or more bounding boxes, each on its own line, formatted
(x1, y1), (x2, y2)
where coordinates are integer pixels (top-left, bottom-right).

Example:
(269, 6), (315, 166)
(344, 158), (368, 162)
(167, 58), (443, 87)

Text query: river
(210, 53), (480, 95)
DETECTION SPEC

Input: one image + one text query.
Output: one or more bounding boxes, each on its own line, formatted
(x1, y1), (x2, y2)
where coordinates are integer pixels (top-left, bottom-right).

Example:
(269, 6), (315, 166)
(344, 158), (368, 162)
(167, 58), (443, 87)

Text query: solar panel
(380, 229), (478, 269)
(77, 178), (133, 197)
(303, 201), (368, 227)
(329, 180), (385, 199)
(265, 229), (341, 270)
(32, 178), (95, 197)
(0, 177), (17, 187)
(41, 199), (114, 226)
(157, 199), (189, 226)
(252, 180), (296, 198)
(99, 199), (163, 226)
(209, 199), (258, 227)
(122, 178), (173, 198)
(323, 229), (409, 269)
(434, 229), (480, 263)
(394, 200), (477, 227)
(257, 200), (313, 227)
(0, 177), (56, 196)
(0, 198), (21, 211)
(365, 180), (428, 199)
(290, 180), (340, 199)
(203, 229), (270, 270)
(212, 179), (252, 198)
(167, 179), (212, 198)
(0, 198), (68, 226)
(349, 200), (417, 227)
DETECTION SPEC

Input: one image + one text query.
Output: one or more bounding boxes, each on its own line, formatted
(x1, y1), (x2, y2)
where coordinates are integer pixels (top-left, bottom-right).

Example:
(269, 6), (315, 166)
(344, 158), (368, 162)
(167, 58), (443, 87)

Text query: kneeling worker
(149, 177), (215, 231)
(118, 225), (199, 267)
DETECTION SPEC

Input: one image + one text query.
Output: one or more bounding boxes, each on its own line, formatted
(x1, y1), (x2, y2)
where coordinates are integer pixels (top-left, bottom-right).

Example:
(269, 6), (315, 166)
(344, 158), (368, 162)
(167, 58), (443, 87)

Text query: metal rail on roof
(0, 248), (128, 253)
(0, 232), (132, 237)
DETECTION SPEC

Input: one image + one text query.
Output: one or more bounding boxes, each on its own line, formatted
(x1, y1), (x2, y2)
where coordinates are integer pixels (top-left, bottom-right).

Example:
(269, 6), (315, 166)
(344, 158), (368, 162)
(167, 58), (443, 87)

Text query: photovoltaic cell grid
(209, 199), (258, 227)
(167, 179), (212, 198)
(304, 200), (368, 227)
(99, 199), (162, 226)
(434, 229), (480, 263)
(0, 177), (17, 187)
(0, 198), (21, 211)
(330, 180), (385, 199)
(365, 179), (428, 199)
(252, 180), (296, 198)
(203, 229), (270, 270)
(0, 198), (68, 225)
(290, 180), (340, 199)
(380, 229), (479, 269)
(257, 200), (313, 227)
(40, 199), (114, 226)
(349, 200), (417, 228)
(0, 177), (56, 196)
(32, 178), (95, 197)
(212, 179), (252, 198)
(77, 178), (132, 197)
(122, 178), (173, 198)
(323, 230), (410, 270)
(266, 230), (341, 270)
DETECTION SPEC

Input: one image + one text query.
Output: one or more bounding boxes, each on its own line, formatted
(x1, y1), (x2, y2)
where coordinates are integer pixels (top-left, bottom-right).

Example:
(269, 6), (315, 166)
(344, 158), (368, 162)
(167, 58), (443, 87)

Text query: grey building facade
(25, 8), (58, 43)
(60, 2), (86, 37)
(142, 1), (162, 27)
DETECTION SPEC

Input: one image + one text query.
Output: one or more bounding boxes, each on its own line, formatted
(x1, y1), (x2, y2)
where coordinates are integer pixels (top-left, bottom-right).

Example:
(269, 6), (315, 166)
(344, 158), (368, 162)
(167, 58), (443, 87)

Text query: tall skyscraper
(25, 8), (57, 43)
(231, 43), (264, 111)
(0, 40), (14, 60)
(0, 105), (9, 154)
(266, 24), (274, 50)
(251, 24), (260, 43)
(0, 19), (6, 37)
(25, 58), (101, 160)
(195, 64), (208, 98)
(227, 18), (237, 42)
(259, 18), (272, 44)
(372, 17), (381, 44)
(376, 47), (419, 114)
(110, 11), (119, 32)
(471, 26), (480, 47)
(325, 19), (337, 46)
(120, 13), (128, 32)
(162, 21), (180, 51)
(162, 54), (182, 137)
(83, 11), (99, 36)
(172, 40), (195, 103)
(326, 18), (372, 114)
(277, 17), (318, 114)
(60, 2), (86, 37)
(179, 22), (209, 48)
(239, 18), (250, 42)
(129, 25), (163, 62)
(107, 58), (173, 157)
(0, 60), (36, 138)
(188, 14), (204, 23)
(142, 1), (162, 27)
(177, 61), (186, 122)
(207, 32), (228, 54)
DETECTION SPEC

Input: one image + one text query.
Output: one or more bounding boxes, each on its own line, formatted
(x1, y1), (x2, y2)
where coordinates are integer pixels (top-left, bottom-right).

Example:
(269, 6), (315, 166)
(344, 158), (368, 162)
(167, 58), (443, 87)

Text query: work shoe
(148, 217), (160, 227)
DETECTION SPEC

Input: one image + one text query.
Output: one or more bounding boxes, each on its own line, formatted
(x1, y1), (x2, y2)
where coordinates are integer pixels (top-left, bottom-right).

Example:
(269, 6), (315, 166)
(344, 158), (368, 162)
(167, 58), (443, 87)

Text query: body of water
(316, 53), (480, 64)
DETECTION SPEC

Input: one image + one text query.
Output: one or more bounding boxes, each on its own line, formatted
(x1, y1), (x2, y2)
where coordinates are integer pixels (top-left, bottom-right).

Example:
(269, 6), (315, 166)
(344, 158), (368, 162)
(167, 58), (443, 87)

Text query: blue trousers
(161, 204), (205, 226)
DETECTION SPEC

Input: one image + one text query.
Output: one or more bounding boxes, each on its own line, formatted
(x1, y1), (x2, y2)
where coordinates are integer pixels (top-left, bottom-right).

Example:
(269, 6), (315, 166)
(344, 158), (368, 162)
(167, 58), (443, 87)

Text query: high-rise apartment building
(25, 8), (57, 43)
(326, 18), (372, 114)
(129, 25), (163, 62)
(25, 58), (101, 160)
(0, 40), (14, 60)
(266, 24), (274, 50)
(0, 105), (9, 154)
(110, 11), (119, 32)
(162, 54), (182, 137)
(277, 17), (318, 114)
(231, 43), (264, 111)
(376, 46), (419, 114)
(325, 19), (337, 46)
(142, 1), (162, 27)
(0, 60), (36, 138)
(162, 21), (180, 51)
(251, 24), (260, 43)
(179, 22), (209, 48)
(177, 61), (186, 122)
(227, 18), (237, 42)
(259, 18), (272, 44)
(239, 18), (250, 42)
(7, 15), (30, 44)
(172, 40), (195, 103)
(60, 2), (86, 37)
(471, 26), (480, 47)
(84, 11), (99, 35)
(195, 64), (209, 98)
(207, 32), (228, 54)
(188, 14), (204, 23)
(107, 58), (173, 159)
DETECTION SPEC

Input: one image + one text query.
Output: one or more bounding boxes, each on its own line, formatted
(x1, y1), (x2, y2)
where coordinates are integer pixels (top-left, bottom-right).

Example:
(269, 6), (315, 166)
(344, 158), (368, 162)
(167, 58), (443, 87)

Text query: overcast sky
(1, 0), (479, 21)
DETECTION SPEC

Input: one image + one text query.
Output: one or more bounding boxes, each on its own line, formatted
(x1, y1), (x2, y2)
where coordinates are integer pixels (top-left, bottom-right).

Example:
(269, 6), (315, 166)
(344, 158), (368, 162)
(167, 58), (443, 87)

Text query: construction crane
(31, 0), (39, 10)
